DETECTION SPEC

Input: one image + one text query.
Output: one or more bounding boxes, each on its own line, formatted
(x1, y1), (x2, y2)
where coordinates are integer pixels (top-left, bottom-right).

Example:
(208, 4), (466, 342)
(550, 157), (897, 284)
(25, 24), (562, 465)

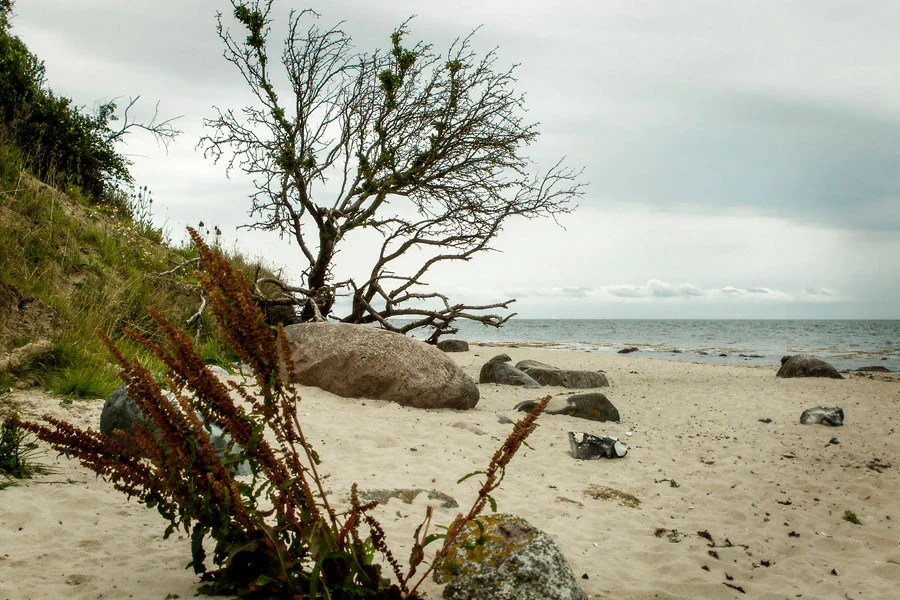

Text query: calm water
(407, 319), (900, 372)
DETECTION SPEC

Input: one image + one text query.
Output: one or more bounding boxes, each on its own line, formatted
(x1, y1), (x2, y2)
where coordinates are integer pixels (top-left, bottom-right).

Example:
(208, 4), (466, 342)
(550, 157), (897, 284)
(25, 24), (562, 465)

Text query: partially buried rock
(568, 432), (628, 459)
(618, 347), (638, 354)
(479, 354), (541, 388)
(100, 384), (251, 475)
(800, 406), (844, 426)
(515, 393), (619, 422)
(515, 360), (609, 388)
(437, 339), (470, 352)
(777, 354), (844, 379)
(282, 322), (479, 409)
(435, 513), (588, 600)
(855, 365), (891, 372)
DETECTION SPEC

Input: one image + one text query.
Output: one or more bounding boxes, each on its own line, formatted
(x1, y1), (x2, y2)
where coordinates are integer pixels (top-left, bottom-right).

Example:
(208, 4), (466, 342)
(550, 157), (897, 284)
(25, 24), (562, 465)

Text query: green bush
(0, 1), (130, 200)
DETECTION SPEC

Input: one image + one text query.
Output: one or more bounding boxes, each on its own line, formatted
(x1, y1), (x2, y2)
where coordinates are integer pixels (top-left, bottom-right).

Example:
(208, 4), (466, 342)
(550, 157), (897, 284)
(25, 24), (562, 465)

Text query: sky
(10, 0), (900, 319)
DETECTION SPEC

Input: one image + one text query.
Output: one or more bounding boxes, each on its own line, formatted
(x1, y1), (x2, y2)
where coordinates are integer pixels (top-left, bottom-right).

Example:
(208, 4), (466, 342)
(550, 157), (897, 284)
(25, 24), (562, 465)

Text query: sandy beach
(1, 345), (898, 600)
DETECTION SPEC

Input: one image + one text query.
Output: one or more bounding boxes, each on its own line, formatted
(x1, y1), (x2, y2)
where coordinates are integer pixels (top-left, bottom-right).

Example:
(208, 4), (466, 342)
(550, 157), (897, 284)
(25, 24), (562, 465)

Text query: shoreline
(466, 341), (898, 373)
(2, 349), (898, 599)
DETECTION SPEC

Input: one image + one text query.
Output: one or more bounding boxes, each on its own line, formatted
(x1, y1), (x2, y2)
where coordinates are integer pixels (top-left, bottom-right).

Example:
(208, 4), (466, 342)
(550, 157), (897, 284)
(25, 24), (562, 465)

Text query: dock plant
(7, 228), (548, 598)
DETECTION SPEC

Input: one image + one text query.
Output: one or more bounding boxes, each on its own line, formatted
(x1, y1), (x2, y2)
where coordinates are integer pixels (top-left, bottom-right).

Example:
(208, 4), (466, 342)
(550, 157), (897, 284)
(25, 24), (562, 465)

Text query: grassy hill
(0, 136), (276, 399)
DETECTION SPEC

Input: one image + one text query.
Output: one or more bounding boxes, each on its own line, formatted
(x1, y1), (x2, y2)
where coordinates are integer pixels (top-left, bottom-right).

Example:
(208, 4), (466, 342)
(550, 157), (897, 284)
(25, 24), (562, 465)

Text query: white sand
(1, 346), (898, 599)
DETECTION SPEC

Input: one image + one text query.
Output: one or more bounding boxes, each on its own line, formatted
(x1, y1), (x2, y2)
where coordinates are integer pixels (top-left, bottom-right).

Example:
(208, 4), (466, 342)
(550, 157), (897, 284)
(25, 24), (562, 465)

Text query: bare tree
(200, 1), (584, 341)
(100, 95), (183, 151)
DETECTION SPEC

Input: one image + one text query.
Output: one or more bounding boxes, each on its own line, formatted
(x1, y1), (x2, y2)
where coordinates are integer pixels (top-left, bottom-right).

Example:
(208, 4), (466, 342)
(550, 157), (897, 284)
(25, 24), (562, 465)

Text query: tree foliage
(0, 1), (180, 200)
(201, 1), (584, 341)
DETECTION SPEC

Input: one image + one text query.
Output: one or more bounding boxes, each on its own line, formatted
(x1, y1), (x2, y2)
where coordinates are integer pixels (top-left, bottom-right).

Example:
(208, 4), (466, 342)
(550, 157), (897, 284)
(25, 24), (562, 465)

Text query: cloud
(805, 287), (836, 296)
(584, 89), (900, 233)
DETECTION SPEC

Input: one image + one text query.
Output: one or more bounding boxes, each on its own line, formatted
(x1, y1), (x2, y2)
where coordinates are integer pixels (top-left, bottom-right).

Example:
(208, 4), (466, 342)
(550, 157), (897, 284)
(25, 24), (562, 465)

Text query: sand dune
(2, 346), (898, 599)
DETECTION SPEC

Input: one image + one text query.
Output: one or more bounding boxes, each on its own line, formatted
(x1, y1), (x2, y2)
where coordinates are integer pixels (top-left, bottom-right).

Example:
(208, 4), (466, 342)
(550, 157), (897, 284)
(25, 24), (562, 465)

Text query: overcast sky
(11, 0), (900, 319)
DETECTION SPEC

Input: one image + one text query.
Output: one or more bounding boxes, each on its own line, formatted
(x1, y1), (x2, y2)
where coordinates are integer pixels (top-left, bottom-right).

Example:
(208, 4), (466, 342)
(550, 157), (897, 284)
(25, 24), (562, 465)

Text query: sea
(406, 319), (900, 372)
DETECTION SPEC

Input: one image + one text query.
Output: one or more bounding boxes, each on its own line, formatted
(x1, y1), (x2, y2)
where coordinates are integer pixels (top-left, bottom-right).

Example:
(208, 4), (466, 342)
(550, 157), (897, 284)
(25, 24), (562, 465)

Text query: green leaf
(457, 470), (484, 484)
(422, 533), (445, 547)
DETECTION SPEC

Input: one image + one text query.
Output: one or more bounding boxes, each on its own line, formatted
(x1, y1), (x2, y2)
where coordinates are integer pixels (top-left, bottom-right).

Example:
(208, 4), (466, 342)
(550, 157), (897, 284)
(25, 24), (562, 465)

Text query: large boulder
(100, 384), (251, 475)
(435, 513), (587, 600)
(515, 360), (609, 388)
(282, 322), (479, 409)
(479, 354), (541, 388)
(777, 354), (844, 379)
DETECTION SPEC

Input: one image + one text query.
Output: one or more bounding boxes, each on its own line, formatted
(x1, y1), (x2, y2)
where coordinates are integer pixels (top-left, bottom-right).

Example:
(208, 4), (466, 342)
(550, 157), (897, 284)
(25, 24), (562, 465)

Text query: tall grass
(0, 132), (283, 398)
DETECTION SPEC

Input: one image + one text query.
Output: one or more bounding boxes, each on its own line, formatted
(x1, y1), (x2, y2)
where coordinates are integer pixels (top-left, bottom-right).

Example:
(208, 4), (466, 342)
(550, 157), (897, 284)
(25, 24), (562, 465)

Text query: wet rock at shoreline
(777, 354), (844, 379)
(855, 365), (892, 372)
(618, 347), (638, 354)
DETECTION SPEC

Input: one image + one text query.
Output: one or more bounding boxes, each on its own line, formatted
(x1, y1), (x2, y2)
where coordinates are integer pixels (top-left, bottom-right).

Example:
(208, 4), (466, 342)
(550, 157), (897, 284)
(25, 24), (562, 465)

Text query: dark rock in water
(618, 347), (638, 354)
(568, 432), (628, 459)
(435, 513), (588, 600)
(800, 406), (844, 426)
(100, 384), (251, 475)
(699, 351), (709, 356)
(437, 339), (470, 353)
(855, 365), (891, 372)
(480, 354), (541, 388)
(777, 354), (844, 379)
(719, 353), (728, 357)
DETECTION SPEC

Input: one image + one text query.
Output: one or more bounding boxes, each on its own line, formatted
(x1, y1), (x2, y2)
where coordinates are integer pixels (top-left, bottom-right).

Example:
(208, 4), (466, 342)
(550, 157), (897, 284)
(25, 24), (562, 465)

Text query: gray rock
(515, 393), (620, 422)
(100, 384), (154, 452)
(479, 354), (541, 388)
(100, 384), (251, 475)
(283, 322), (479, 409)
(552, 393), (620, 422)
(800, 406), (844, 426)
(777, 354), (844, 379)
(515, 361), (609, 388)
(357, 488), (458, 509)
(436, 514), (587, 600)
(437, 339), (470, 352)
(515, 359), (557, 371)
